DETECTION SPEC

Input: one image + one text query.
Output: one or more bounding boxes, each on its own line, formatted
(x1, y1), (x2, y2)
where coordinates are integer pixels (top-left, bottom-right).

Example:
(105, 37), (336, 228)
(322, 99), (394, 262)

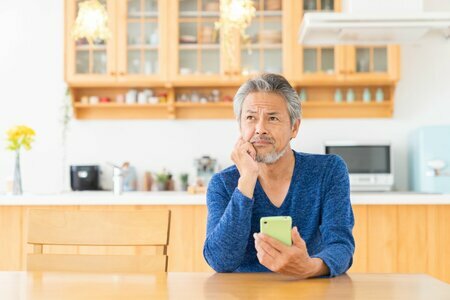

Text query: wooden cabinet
(343, 45), (401, 82)
(65, 0), (117, 84)
(0, 204), (449, 283)
(169, 0), (224, 84)
(169, 0), (290, 84)
(292, 0), (345, 84)
(238, 0), (290, 78)
(65, 0), (401, 119)
(116, 0), (168, 84)
(66, 0), (168, 86)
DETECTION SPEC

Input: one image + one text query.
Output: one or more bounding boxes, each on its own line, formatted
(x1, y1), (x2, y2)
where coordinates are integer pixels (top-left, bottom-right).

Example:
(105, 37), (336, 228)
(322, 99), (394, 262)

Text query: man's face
(240, 92), (300, 164)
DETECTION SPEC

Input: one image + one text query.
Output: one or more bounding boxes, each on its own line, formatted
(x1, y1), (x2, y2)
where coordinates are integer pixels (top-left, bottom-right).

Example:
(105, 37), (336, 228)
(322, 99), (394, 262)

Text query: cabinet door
(66, 0), (117, 85)
(293, 0), (345, 83)
(239, 0), (285, 78)
(116, 0), (168, 84)
(344, 45), (400, 82)
(170, 0), (224, 84)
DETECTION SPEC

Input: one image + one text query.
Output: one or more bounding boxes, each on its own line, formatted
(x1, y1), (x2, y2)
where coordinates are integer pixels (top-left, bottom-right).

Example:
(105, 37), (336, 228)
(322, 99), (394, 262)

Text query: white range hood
(298, 0), (450, 45)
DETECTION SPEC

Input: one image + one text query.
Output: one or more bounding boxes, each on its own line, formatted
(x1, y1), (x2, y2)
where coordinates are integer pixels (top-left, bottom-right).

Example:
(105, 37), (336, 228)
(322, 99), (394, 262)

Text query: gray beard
(255, 144), (289, 164)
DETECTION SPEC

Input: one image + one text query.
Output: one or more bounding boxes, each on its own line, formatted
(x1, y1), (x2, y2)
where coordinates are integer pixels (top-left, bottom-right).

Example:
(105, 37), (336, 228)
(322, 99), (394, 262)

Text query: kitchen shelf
(127, 45), (159, 50)
(174, 102), (233, 108)
(179, 44), (220, 50)
(245, 43), (282, 49)
(74, 103), (168, 108)
(302, 101), (393, 118)
(75, 45), (107, 51)
(174, 102), (234, 119)
(127, 12), (159, 18)
(255, 11), (283, 17)
(179, 11), (220, 18)
(73, 103), (172, 120)
(72, 98), (393, 120)
(72, 101), (235, 120)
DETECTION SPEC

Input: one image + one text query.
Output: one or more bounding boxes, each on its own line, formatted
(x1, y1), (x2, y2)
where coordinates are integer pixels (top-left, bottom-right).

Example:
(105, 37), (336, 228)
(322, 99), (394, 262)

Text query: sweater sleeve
(311, 155), (355, 277)
(203, 173), (254, 272)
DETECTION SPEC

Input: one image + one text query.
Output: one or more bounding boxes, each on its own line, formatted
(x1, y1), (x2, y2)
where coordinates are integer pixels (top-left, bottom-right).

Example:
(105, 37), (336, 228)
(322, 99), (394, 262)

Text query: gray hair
(233, 73), (301, 126)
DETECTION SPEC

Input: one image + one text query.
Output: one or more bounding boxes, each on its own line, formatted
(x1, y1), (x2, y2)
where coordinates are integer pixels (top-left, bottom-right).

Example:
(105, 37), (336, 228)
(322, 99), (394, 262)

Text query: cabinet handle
(110, 71), (116, 76)
(119, 71), (125, 76)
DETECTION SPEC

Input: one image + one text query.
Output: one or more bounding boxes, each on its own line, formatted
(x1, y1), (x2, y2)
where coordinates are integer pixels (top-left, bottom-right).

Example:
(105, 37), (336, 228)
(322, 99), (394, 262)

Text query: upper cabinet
(343, 45), (400, 82)
(66, 0), (116, 84)
(65, 0), (167, 86)
(292, 0), (400, 85)
(292, 0), (344, 83)
(65, 0), (401, 119)
(169, 0), (224, 84)
(169, 0), (290, 84)
(239, 0), (289, 78)
(116, 0), (168, 84)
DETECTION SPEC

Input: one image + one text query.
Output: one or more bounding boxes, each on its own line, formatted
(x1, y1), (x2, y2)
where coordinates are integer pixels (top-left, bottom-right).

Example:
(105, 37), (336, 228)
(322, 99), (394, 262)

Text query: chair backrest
(27, 209), (171, 273)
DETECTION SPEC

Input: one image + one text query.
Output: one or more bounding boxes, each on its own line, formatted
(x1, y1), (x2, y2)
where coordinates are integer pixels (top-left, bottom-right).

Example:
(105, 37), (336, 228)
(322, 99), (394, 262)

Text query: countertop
(0, 272), (448, 300)
(0, 191), (449, 205)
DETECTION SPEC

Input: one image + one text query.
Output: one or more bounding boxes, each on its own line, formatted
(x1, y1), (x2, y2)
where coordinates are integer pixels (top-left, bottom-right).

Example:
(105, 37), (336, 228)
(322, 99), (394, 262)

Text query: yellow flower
(6, 125), (36, 151)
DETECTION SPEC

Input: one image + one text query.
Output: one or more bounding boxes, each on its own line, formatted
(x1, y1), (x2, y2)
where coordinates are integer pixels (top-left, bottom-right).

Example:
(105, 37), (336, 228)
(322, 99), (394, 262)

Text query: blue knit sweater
(203, 150), (355, 277)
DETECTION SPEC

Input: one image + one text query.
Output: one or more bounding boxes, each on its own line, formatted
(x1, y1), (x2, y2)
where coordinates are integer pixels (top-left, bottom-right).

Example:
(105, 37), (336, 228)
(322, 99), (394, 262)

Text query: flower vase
(13, 151), (22, 195)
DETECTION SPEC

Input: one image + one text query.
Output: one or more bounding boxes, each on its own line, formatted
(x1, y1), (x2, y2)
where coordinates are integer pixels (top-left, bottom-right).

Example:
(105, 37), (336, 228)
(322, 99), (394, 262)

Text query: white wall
(1, 0), (449, 193)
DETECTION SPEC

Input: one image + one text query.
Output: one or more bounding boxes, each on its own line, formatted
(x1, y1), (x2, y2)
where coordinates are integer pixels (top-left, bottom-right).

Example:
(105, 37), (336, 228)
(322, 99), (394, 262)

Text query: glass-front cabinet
(170, 0), (223, 82)
(171, 0), (288, 82)
(240, 0), (285, 77)
(116, 0), (167, 83)
(65, 0), (401, 119)
(293, 0), (344, 82)
(343, 45), (400, 81)
(66, 0), (116, 84)
(66, 0), (167, 85)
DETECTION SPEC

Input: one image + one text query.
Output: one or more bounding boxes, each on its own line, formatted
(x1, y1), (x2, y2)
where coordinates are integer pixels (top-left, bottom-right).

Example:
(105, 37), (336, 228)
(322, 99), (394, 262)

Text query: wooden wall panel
(427, 205), (450, 282)
(367, 206), (398, 273)
(0, 207), (24, 270)
(398, 205), (428, 273)
(348, 205), (367, 273)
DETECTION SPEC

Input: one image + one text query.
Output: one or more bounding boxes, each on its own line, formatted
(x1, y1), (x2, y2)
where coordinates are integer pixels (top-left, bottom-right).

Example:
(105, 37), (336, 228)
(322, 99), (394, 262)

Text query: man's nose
(255, 118), (268, 135)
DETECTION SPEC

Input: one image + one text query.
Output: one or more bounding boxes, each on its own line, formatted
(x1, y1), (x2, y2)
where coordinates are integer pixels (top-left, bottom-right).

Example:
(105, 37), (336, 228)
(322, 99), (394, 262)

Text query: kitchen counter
(0, 192), (448, 283)
(0, 191), (449, 205)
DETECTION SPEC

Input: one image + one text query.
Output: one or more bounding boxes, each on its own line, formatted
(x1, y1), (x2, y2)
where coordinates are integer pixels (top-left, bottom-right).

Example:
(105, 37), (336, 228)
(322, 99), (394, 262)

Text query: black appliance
(70, 165), (101, 191)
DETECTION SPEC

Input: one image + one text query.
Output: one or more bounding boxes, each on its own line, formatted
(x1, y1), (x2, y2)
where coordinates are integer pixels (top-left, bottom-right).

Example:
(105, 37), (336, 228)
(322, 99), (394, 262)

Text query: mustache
(250, 136), (275, 144)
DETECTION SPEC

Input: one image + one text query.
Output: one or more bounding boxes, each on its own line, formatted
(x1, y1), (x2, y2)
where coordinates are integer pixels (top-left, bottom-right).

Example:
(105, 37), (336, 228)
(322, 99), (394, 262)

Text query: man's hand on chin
(254, 226), (330, 279)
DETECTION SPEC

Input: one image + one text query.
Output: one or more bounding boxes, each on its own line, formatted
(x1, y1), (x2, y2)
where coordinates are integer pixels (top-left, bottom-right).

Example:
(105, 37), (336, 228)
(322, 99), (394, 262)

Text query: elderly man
(203, 73), (355, 278)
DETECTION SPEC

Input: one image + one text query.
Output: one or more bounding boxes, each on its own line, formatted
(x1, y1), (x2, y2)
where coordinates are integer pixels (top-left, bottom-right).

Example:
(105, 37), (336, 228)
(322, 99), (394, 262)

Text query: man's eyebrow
(267, 111), (280, 115)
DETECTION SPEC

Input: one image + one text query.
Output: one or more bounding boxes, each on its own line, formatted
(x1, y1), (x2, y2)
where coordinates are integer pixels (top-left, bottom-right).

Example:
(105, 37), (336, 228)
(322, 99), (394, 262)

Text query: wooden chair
(26, 209), (171, 273)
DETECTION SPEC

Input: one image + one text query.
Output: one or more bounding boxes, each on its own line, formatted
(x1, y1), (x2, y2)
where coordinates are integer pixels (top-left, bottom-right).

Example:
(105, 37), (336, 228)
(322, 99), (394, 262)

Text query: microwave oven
(324, 141), (394, 191)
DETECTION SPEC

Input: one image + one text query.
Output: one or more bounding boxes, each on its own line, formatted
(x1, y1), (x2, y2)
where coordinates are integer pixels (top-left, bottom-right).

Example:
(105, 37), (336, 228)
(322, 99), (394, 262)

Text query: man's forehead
(243, 92), (287, 113)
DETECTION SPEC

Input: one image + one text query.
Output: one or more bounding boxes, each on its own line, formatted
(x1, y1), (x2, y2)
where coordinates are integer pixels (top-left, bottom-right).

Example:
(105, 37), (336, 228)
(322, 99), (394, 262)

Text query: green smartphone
(260, 216), (292, 246)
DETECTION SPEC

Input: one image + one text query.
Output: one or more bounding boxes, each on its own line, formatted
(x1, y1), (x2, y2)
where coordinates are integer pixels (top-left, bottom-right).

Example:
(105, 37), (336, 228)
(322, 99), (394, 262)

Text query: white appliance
(299, 0), (450, 45)
(324, 141), (394, 191)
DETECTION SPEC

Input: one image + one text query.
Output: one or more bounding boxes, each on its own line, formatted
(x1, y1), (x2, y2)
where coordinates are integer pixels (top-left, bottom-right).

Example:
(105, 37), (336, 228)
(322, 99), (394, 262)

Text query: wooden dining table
(0, 271), (448, 299)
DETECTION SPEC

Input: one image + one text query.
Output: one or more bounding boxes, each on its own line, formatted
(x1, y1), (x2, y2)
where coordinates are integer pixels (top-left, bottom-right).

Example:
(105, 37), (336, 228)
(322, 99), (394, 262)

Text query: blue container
(409, 125), (450, 193)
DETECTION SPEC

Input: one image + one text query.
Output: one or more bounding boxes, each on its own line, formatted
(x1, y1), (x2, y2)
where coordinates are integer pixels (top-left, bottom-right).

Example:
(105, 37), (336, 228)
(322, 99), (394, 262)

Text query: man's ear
(291, 119), (301, 139)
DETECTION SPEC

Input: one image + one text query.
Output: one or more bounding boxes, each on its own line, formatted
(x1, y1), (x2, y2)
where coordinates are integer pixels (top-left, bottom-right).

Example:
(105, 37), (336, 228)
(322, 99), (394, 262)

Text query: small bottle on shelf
(334, 89), (343, 103)
(375, 88), (384, 103)
(346, 89), (355, 103)
(298, 88), (307, 102)
(363, 88), (371, 103)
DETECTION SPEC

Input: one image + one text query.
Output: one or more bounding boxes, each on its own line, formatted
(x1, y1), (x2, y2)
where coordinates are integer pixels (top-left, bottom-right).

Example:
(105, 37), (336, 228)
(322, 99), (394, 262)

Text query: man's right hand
(231, 130), (259, 199)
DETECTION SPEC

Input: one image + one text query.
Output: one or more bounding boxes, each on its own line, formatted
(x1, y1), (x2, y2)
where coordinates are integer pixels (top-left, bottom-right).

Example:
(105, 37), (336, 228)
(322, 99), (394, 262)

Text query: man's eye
(246, 116), (255, 120)
(269, 116), (279, 121)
